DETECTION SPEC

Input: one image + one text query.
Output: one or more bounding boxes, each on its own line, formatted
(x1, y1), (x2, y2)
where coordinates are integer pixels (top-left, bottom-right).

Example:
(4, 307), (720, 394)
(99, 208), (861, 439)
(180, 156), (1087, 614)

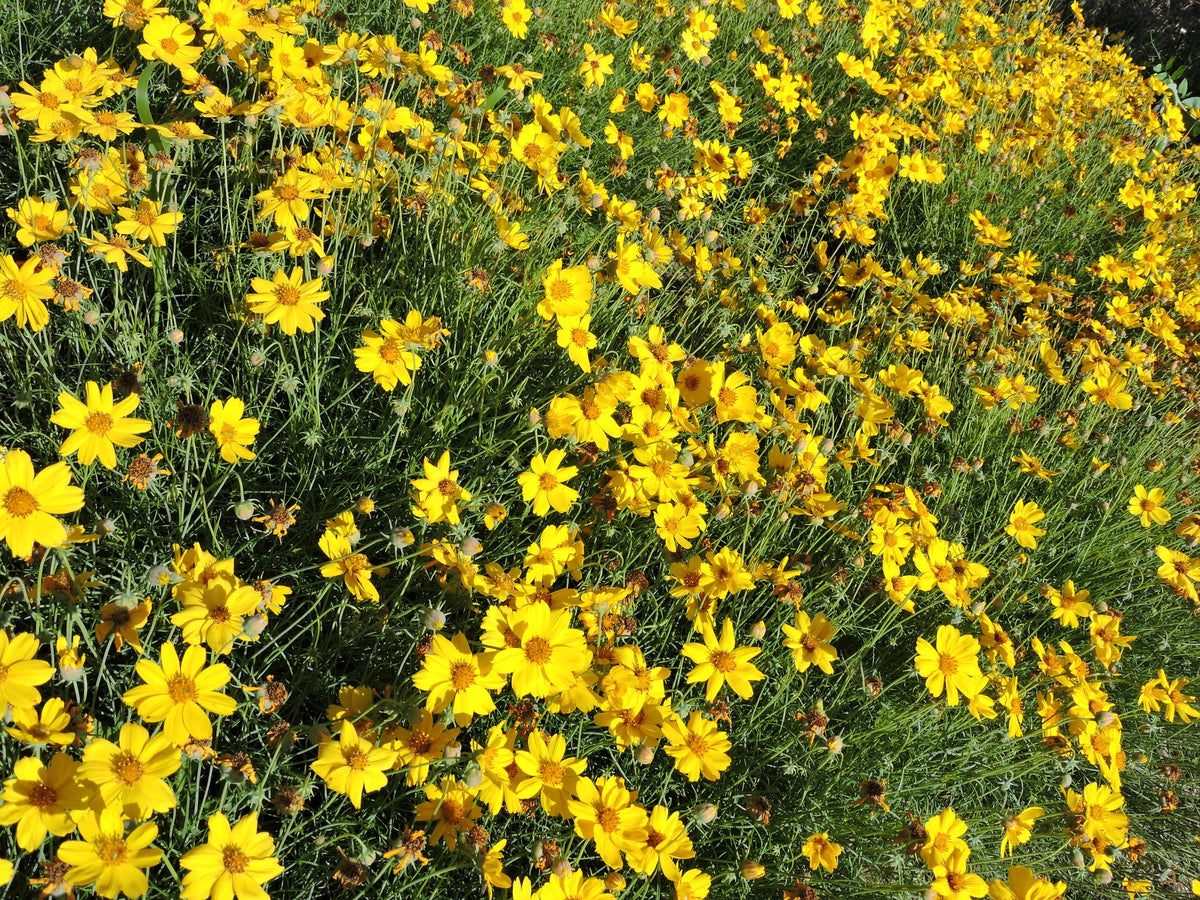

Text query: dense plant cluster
(0, 0), (1198, 897)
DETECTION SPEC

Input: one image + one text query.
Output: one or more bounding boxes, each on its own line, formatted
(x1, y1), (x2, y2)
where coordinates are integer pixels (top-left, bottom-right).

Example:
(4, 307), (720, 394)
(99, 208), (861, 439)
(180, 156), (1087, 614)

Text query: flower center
(3, 486), (37, 517)
(29, 783), (58, 809)
(685, 733), (710, 756)
(275, 285), (301, 306)
(596, 807), (620, 833)
(161, 37), (180, 55)
(222, 845), (249, 874)
(537, 473), (558, 491)
(538, 760), (564, 786)
(710, 650), (737, 673)
(524, 636), (553, 665)
(449, 661), (476, 689)
(380, 343), (401, 363)
(209, 605), (231, 623)
(438, 478), (458, 497)
(407, 733), (432, 754)
(96, 835), (129, 866)
(113, 753), (145, 785)
(937, 653), (959, 676)
(167, 674), (199, 703)
(277, 185), (300, 201)
(346, 748), (369, 771)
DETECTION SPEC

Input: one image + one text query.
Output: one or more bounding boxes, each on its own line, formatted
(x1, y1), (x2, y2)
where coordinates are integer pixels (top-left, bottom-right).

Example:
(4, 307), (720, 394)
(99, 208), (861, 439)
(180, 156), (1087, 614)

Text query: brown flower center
(3, 486), (37, 517)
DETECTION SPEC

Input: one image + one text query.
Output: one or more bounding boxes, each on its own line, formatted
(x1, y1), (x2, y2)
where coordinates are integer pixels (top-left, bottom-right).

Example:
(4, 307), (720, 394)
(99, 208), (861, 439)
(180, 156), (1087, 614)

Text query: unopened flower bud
(635, 743), (655, 765)
(424, 609), (447, 632)
(242, 615), (268, 638)
(443, 741), (462, 759)
(551, 857), (572, 879)
(742, 860), (765, 880)
(169, 328), (185, 344)
(605, 872), (626, 892)
(749, 620), (767, 639)
(235, 501), (255, 520)
(692, 802), (717, 824)
(460, 536), (482, 557)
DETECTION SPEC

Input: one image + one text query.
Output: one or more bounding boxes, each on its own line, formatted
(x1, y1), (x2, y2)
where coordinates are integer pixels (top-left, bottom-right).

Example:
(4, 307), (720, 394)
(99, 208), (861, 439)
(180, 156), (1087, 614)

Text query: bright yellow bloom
(628, 805), (695, 881)
(311, 721), (397, 808)
(1005, 500), (1047, 549)
(579, 43), (614, 90)
(411, 632), (505, 725)
(514, 730), (587, 816)
(518, 449), (580, 516)
(568, 775), (648, 869)
(171, 574), (260, 654)
(51, 381), (151, 469)
(1065, 783), (1128, 847)
(319, 530), (389, 603)
(79, 723), (181, 818)
(556, 314), (597, 372)
(180, 812), (284, 900)
(682, 618), (764, 701)
(254, 168), (324, 229)
(245, 267), (329, 335)
(493, 604), (589, 698)
(1000, 806), (1044, 857)
(0, 253), (56, 331)
(781, 611), (838, 675)
(0, 753), (89, 850)
(208, 397), (259, 465)
(411, 450), (472, 525)
(0, 631), (54, 712)
(538, 258), (592, 320)
(138, 14), (204, 71)
(114, 199), (183, 247)
(121, 642), (236, 746)
(661, 712), (732, 781)
(914, 625), (985, 706)
(58, 807), (163, 898)
(415, 777), (481, 850)
(6, 696), (74, 747)
(801, 833), (842, 872)
(1128, 485), (1170, 527)
(7, 196), (73, 247)
(931, 848), (988, 900)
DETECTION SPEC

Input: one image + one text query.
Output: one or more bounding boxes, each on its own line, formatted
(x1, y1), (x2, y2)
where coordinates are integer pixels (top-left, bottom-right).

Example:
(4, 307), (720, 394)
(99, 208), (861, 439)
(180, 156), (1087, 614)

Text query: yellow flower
(801, 833), (842, 873)
(7, 196), (73, 247)
(0, 631), (54, 712)
(514, 730), (587, 816)
(1128, 485), (1170, 527)
(781, 611), (838, 675)
(180, 812), (284, 900)
(208, 397), (259, 465)
(245, 266), (329, 335)
(6, 697), (75, 747)
(568, 775), (648, 869)
(483, 841), (512, 898)
(58, 807), (163, 898)
(682, 618), (764, 701)
(114, 199), (183, 247)
(51, 381), (151, 469)
(0, 253), (56, 331)
(411, 450), (472, 525)
(138, 14), (204, 71)
(493, 604), (589, 698)
(1004, 500), (1047, 549)
(518, 449), (580, 516)
(499, 0), (532, 39)
(415, 777), (481, 850)
(254, 168), (324, 229)
(556, 314), (598, 372)
(311, 721), (397, 808)
(121, 642), (237, 746)
(914, 625), (985, 707)
(1000, 806), (1044, 857)
(411, 632), (506, 726)
(171, 574), (260, 654)
(79, 722), (181, 819)
(319, 530), (389, 603)
(661, 712), (732, 781)
(0, 753), (89, 850)
(628, 805), (695, 881)
(579, 43), (615, 89)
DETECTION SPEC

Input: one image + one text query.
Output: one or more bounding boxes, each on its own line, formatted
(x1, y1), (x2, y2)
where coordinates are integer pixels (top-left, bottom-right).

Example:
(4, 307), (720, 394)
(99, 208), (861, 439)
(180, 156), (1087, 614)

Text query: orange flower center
(449, 662), (476, 689)
(438, 479), (458, 497)
(275, 285), (301, 307)
(537, 473), (559, 491)
(937, 653), (959, 676)
(346, 748), (369, 771)
(596, 807), (620, 833)
(523, 636), (553, 665)
(407, 732), (432, 754)
(209, 605), (231, 623)
(167, 674), (199, 703)
(85, 412), (114, 436)
(685, 733), (711, 756)
(538, 760), (564, 786)
(277, 185), (300, 201)
(160, 37), (180, 55)
(710, 650), (737, 672)
(379, 342), (401, 363)
(134, 209), (158, 226)
(222, 845), (249, 874)
(2, 486), (37, 517)
(113, 753), (145, 785)
(549, 279), (572, 303)
(29, 783), (58, 809)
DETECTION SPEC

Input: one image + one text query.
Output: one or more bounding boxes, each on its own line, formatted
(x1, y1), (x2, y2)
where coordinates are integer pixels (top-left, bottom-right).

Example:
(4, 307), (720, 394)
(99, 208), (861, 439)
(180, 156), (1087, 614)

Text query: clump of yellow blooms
(1, 0), (1199, 896)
